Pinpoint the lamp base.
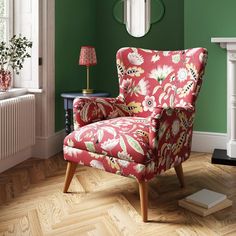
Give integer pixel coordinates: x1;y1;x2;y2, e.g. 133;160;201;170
82;88;94;94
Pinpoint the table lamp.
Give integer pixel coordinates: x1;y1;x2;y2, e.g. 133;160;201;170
78;46;97;94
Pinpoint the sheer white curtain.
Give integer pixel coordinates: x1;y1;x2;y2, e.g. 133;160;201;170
0;0;13;42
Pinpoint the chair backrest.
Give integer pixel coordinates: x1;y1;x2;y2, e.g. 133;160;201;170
116;47;208;117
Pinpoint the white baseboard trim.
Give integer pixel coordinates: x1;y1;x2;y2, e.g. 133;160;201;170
192;131;227;153
32;130;66;159
0;147;32;173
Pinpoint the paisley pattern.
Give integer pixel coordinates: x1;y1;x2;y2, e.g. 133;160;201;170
63;47;208;181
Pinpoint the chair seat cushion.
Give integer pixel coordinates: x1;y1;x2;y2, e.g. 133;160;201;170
64;117;154;165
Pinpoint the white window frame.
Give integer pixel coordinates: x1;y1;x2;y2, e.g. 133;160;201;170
13;0;40;90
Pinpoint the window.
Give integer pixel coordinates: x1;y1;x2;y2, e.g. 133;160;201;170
0;0;13;42
0;0;39;90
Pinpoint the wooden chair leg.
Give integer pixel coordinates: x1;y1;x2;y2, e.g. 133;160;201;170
63;161;77;193
174;163;185;188
138;180;148;222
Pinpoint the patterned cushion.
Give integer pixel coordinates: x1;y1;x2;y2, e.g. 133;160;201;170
64;117;153;165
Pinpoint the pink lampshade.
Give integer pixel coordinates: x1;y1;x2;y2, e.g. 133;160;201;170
78;46;97;66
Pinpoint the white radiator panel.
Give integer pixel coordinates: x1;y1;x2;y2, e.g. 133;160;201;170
0;94;35;160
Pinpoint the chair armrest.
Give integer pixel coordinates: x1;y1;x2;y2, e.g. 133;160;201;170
73;97;131;130
149;107;195;151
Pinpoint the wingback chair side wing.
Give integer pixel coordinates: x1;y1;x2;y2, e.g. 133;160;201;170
63;47;208;222
116;47;207;116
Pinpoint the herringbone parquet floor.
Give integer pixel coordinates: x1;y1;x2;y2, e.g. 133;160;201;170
0;152;236;236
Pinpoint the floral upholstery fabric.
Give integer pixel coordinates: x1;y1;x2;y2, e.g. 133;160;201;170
65;117;152;165
63;47;208;181
117;47;207;116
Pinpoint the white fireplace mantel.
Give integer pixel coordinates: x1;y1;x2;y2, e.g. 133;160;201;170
211;37;236;158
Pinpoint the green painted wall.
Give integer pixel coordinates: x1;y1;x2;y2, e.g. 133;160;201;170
55;0;96;131
55;0;184;131
184;0;236;133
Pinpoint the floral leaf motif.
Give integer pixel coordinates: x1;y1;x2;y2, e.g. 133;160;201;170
116;104;131;116
125;135;144;155
106;156;120;170
80;102;91;122
97;103;107;117
172;120;180;136
152;85;161;95
134;164;145;173
136;79;149;95
151;54;160;63
117;59;125;76
172;131;186;155
158;122;168;139
119;136;127;152
127;51;144;65
85;141;96;152
96;98;113;108
126;66;144;77
127;102;143;114
67;139;74;147
97;129;104;142
101;138;119;151
159;92;166;104
169;94;175;108
178;81;194;98
102;127;117;137
178;111;189;130
75;128;90;141
90;160;104;170
186;63;198;81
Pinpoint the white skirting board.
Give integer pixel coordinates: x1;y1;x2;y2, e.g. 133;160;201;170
191;131;227;153
32;130;66;159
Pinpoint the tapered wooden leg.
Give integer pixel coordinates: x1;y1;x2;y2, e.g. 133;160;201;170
63;161;77;193
174;163;185;188
138;180;148;222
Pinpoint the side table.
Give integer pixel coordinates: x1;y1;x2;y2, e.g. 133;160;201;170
61;92;109;134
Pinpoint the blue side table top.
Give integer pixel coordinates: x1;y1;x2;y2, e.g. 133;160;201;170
61;92;110;99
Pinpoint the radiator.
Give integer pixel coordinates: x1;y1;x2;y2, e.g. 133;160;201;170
0;94;35;160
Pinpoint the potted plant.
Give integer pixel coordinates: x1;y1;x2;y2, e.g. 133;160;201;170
0;35;32;91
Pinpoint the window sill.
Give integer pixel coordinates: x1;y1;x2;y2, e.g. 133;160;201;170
0;88;43;100
0;88;28;100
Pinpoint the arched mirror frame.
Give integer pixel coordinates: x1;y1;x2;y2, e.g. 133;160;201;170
113;0;165;38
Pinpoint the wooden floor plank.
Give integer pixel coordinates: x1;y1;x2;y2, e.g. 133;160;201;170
0;152;235;235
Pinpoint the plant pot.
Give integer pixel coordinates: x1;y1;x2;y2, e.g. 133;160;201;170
0;70;11;91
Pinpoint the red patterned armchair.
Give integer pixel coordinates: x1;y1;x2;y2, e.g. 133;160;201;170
63;47;208;222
